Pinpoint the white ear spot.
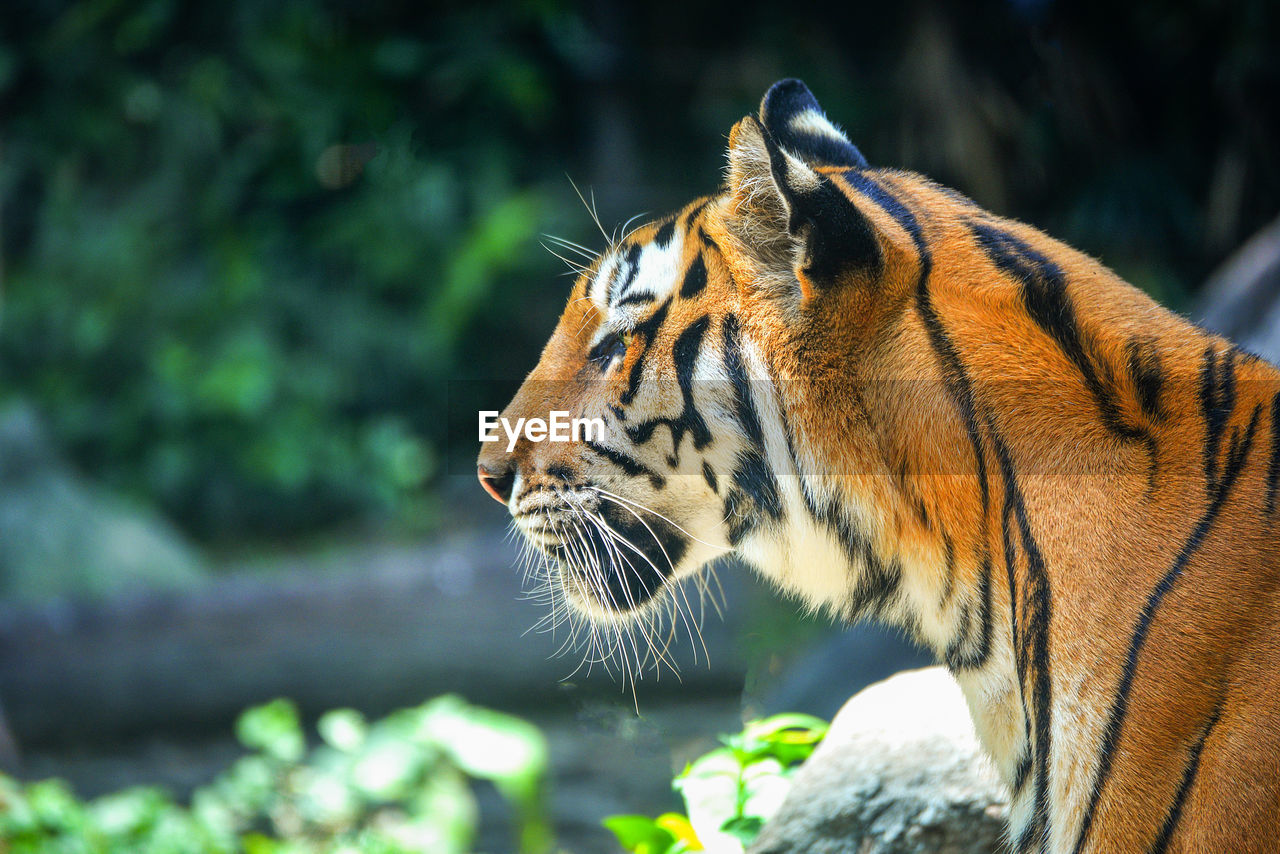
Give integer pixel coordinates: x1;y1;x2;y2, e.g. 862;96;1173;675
788;108;847;143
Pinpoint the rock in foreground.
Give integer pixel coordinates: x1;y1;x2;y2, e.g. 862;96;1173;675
750;666;1009;854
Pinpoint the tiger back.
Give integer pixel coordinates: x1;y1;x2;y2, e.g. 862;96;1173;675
476;79;1280;853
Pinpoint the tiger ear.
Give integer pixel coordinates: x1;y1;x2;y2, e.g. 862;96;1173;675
759;78;868;170
726;114;880;297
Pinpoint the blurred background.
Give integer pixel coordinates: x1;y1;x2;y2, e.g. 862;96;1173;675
1;0;1277;851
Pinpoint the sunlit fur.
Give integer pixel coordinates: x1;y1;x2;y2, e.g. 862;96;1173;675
479;80;1280;852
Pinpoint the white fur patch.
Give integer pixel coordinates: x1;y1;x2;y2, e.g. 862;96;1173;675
591;229;686;320
734;339;854;614
788;108;847;144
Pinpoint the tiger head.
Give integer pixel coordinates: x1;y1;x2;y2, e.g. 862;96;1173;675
477;79;955;636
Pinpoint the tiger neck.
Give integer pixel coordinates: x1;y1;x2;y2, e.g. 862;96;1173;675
738;339;1027;787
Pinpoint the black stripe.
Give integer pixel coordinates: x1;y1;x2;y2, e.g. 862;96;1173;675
803;489;901;620
680;253;707;298
844;173;1002;672
992;426;1054;854
723;314;766;448
844;171;992;517
767;368;899;624
617;291;655;306
1012;751;1033;794
668;314;711;451
1199;345;1237;494
545;463;574;482
702;461;719;493
1266;391;1280;515
619;298;672;406
625;315;713;460
1015;816;1044;854
944;552;993;670
772;389;903;621
1001;480;1021;671
1127;338;1166;422
682;199;710;231
1073;403;1262;854
1148;702;1224;854
653;218;676;249
610;243;643;304
972;222;1155;456
846;540;903;620
732;450;783;522
583;439;666;490
938;530;957;607
720;313;784;542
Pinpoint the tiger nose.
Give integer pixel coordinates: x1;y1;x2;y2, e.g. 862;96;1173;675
477;462;515;505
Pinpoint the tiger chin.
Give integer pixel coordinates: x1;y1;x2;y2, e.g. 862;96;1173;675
477;79;1280;852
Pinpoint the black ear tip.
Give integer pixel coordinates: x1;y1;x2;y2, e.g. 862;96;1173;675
761;78;820;125
766;78;814;99
756;78;869;170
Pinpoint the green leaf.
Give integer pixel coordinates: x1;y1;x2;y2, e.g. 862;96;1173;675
728;713;829;765
317;708;367;752
720;815;765;844
737;758;791;825
26;779;86;832
350;738;429;800
602;814;677;854
241;832;283;854
673;748;745;853
406;763;477;853
427;191;543;355
235;698;305;763
744;713;829;742
417;696;547;796
89;785;173;838
654;812;703;850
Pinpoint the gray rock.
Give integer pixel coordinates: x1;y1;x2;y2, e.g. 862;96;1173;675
750;667;1009;854
0;402;206;601
1196;215;1280;364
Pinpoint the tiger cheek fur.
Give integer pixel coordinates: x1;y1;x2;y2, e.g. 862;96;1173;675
479;79;1280;852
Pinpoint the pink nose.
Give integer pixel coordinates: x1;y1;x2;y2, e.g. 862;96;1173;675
477;464;513;505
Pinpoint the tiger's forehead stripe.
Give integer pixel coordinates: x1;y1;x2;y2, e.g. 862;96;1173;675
586;197;718;313
591;225;688;313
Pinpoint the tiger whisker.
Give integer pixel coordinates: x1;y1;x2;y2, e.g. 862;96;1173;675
564;494;658;687
617;211;648;244
584;492;708;670
540;242;590;277
570;497;683;677
567;175;610;244
543;233;601;262
586;486;732;553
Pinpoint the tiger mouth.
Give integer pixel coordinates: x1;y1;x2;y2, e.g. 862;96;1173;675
527;501;691;615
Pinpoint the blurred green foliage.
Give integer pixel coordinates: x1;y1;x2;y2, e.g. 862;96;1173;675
605;712;829;854
1;0;1275;543
0;695;550;854
0;2;571;539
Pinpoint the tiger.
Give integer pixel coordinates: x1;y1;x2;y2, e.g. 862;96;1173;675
475;79;1280;853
